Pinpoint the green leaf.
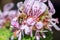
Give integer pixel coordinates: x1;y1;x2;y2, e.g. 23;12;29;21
40;30;53;40
0;28;12;40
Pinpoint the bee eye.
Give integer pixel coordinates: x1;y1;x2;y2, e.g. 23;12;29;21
19;10;22;13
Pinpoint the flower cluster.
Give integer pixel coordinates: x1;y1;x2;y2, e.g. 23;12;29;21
0;0;60;40
10;0;60;40
0;3;18;28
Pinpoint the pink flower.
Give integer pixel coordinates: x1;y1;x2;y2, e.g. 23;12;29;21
21;25;31;35
48;0;55;15
24;0;35;16
26;17;36;26
3;3;14;11
17;2;23;9
24;0;47;18
8;10;17;20
35;32;40;40
11;17;19;28
35;21;43;29
32;1;47;17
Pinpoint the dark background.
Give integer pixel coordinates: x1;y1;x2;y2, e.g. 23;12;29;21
0;0;60;40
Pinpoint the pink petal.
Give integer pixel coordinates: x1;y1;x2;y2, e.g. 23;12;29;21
17;2;23;9
40;0;47;2
3;3;14;11
41;33;46;38
35;32;40;40
24;0;35;16
48;0;55;15
32;1;47;17
11;17;19;28
21;25;31;35
35;21;43;29
26;18;36;26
